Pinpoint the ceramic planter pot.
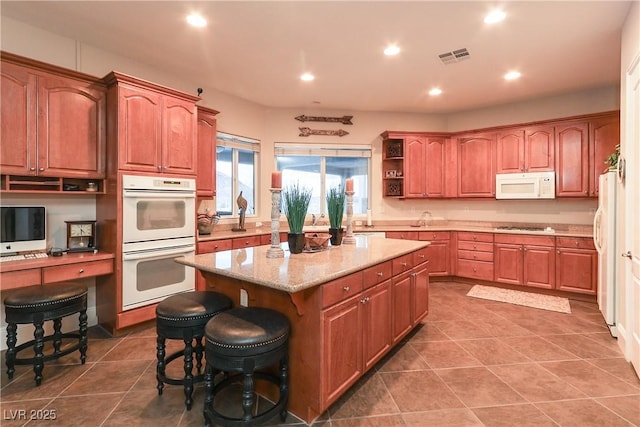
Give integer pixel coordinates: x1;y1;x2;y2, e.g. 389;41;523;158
287;233;306;254
329;227;344;246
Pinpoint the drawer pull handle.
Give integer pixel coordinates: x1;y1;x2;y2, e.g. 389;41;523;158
473;236;477;241
473;267;477;272
79;269;84;273
343;286;350;291
418;254;425;259
377;272;384;277
622;251;632;259
401;262;407;267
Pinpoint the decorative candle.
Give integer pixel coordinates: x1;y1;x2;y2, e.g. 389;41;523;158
345;178;354;192
271;171;282;189
367;209;372;226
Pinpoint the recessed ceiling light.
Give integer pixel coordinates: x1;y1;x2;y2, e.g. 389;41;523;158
384;45;400;56
484;10;506;24
504;71;521;81
186;13;207;27
300;73;315;82
429;88;443;96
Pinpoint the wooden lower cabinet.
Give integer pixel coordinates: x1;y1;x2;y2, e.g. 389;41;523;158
555;237;597;295
391;272;412;343
456;232;494;280
419;231;450;276
494;234;555;289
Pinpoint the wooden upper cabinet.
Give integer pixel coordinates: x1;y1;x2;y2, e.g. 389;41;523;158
457;133;495;197
1;55;106;179
403;135;427;198
196;106;219;196
496;126;553;174
589;114;620;197
425;137;447;197
555;121;589;197
105;71;199;176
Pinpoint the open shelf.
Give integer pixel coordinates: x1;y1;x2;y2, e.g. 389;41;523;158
1;175;105;194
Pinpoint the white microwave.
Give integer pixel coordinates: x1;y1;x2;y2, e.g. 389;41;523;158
495;172;556;199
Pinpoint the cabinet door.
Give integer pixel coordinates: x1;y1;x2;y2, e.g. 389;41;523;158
363;281;392;370
556;248;597;295
412;265;429;324
589;115;620;197
523;245;555;289
425;137;446;197
37;74;106;178
525;125;554;172
0;62;37;175
457;134;495;197
423;240;450;276
196;109;217;196
403;135;427;198
163;96;197;175
117;85;163;172
494;243;523;285
322;297;363;406
391;273;412;343
555;121;589;197
496;129;524;173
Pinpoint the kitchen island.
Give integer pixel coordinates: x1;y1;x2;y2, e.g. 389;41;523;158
177;235;430;424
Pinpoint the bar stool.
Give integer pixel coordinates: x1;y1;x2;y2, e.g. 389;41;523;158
3;282;88;386
203;306;290;427
155;291;232;410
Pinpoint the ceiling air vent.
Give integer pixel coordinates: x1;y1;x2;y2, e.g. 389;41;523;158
438;48;470;65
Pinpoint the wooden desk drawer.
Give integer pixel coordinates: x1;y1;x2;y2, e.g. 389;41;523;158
232;236;262;249
363;261;392;289
1;269;41;290
198;239;232;253
458;241;494;252
322;272;363;308
457;232;494;243
457;259;494;281
556;237;595;250
392;254;413;276
458;250;493;262
43;259;113;283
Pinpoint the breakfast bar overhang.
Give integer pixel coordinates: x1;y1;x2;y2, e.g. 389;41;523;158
177;236;431;424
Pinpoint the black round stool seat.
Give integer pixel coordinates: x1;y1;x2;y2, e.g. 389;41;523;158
155;291;232;410
4;282;88;386
203;307;290;427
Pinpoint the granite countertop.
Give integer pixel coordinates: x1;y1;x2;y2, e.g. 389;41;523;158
178;235;429;293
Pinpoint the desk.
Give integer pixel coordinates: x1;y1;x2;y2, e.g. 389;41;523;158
0;252;115;291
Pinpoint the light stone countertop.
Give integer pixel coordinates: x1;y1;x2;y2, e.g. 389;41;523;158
178;235;429;293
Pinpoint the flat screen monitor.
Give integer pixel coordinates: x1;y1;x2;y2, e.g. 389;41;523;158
1;206;46;255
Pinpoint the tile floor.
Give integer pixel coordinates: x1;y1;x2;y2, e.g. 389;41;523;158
1;281;638;427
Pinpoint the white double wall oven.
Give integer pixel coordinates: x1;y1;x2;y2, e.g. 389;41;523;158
121;175;196;311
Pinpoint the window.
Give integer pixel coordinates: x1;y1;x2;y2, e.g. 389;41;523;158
275;144;371;215
216;133;260;217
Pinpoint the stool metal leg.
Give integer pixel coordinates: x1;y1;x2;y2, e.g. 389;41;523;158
33;320;45;386
79;310;88;364
242;358;256;422
194;336;204;373
5;323;17;380
52;318;63;354
183;336;194;410
156;335;166;395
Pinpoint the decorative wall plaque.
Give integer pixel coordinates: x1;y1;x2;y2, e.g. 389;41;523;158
295;115;353;125
298;127;349;137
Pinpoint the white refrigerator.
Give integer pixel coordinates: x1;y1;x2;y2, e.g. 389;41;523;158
593;171;617;337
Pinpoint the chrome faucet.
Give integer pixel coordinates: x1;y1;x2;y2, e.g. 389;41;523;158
311;213;325;226
417;211;432;227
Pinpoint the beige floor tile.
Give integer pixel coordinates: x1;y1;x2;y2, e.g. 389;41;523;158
536;398;633;427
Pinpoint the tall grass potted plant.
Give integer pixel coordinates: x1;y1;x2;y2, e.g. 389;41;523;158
283;182;312;254
326;184;346;245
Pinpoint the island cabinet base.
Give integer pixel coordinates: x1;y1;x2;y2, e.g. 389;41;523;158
200;253;429;425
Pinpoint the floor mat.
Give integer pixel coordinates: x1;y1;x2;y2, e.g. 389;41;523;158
467;284;571;314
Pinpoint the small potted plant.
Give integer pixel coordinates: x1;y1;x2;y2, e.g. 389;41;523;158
604;144;620;172
326;184;345;245
282;182;312;254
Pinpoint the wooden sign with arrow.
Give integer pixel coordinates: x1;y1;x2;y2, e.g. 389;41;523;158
298;127;349;137
295;115;353;125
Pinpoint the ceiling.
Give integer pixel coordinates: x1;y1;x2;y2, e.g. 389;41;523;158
1;1;632;114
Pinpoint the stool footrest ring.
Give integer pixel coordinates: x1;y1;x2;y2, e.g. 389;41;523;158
10;333;83;365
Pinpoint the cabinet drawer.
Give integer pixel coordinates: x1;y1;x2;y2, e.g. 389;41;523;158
1;269;41;290
456;259;494;281
232;236;262;249
556;237;595;250
198;239;232;253
418;231;450;241
322;272;363;308
458;249;493;262
457;232;494;243
392;254;414;276
494;234;555;246
458;241;494;252
363;261;392;289
413;247;429;265
386;231;419;240
43;259;113;283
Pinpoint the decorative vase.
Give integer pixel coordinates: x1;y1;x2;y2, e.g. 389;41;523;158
329;227;344;246
287;233;306;254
